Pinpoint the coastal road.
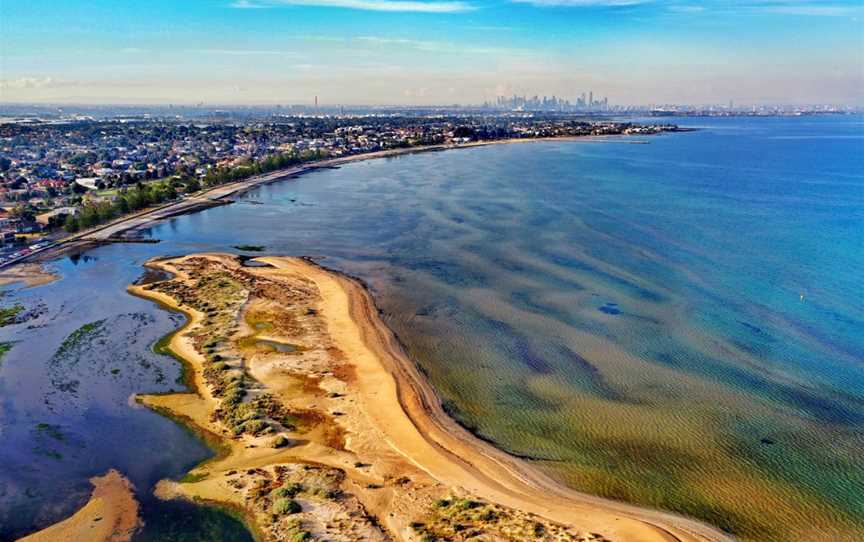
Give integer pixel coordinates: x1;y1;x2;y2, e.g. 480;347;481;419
77;165;310;241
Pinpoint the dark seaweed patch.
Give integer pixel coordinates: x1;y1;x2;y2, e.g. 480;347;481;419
486;319;553;374
403;258;485;288
598;304;621;315
553;345;635;403
647;347;864;426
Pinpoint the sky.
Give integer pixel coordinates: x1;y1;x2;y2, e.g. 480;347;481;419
1;0;863;106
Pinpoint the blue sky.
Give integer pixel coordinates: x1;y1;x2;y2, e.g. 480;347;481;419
1;0;862;105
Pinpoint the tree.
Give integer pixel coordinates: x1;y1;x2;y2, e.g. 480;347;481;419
164;183;177;200
64;214;79;233
0;157;11;171
10;204;34;221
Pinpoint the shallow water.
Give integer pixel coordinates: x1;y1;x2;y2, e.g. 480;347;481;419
0;116;862;541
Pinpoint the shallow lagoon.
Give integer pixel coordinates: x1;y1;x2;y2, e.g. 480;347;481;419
1;116;862;540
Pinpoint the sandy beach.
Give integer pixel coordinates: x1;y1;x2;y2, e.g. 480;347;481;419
118;253;733;542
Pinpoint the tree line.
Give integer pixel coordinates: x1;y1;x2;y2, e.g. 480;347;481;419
63;181;178;232
201;148;326;187
62;148;327;233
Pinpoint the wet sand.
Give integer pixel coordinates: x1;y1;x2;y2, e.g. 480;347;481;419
128;253;732;542
0;263;58;288
17;470;141;542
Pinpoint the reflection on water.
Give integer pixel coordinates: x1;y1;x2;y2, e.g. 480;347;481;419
1;116;862;541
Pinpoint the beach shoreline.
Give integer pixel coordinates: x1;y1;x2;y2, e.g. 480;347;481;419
11;133;652;271
124;253;732;542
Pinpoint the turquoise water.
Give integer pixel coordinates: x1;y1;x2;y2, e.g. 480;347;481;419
0;116;861;540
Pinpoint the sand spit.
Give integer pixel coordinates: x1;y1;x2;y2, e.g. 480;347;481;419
130;253;733;542
0;263;58;288
17;469;141;542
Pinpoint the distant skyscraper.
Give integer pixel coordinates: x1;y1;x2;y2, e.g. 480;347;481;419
589;91;593;107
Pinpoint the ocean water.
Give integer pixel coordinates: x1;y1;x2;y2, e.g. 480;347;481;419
0;115;861;541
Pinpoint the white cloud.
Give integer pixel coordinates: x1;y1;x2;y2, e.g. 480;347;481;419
231;0;473;12
511;0;647;6
230;0;271;7
191;49;299;56
0;77;56;90
756;4;859;16
354;35;522;55
511;0;861;17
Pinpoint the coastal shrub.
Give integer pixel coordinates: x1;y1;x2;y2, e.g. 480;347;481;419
272;483;303;498
272;498;301;515
479;509;498;522
221;403;261;429
223;388;245;406
180;471;209;483
0;341;16;367
0;304;24;327
242;419;269;435
284;517;312;542
453;497;482;511
212;362;228;372
272;435;290;448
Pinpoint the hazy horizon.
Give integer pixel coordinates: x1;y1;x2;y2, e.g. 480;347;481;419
2;0;863;106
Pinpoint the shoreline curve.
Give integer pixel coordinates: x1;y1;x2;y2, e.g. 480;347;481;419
129;253;734;542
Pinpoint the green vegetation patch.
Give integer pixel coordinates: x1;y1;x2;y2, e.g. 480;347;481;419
271;483;304;499
0;304;24;327
53;319;107;361
414;496;582;541
272;498;301;515
0;341;15;367
35;422;66;442
181;471;211;484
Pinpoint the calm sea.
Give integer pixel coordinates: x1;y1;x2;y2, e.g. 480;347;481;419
1;115;861;541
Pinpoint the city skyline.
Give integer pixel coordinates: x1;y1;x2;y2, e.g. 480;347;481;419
1;0;863;106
